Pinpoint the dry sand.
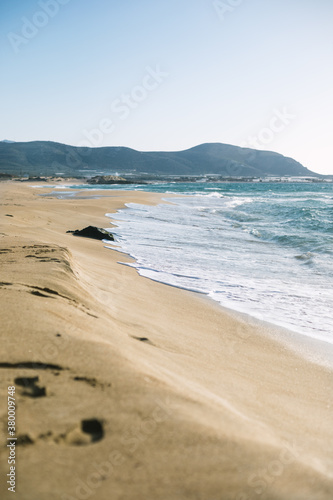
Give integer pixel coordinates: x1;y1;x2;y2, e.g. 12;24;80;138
0;182;332;500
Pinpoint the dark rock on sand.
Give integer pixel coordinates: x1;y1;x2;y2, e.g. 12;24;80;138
67;226;114;241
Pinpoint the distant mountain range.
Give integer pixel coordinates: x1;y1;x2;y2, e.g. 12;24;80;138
0;140;321;178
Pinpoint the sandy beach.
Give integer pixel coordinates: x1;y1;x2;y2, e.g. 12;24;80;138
0;181;332;500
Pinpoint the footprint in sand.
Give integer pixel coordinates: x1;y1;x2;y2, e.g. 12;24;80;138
14;375;46;398
1;361;104;446
56;418;104;446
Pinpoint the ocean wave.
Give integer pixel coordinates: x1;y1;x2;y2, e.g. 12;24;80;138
196;191;224;198
294;252;315;261
249;228;262;238
103;182;333;345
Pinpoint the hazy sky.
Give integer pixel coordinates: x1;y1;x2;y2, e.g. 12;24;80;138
1;0;332;174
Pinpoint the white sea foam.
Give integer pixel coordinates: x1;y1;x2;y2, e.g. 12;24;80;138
104;183;333;350
203;191;223;198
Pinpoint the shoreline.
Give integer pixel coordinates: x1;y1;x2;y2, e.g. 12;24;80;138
1;181;333;499
103;189;333;370
112;247;333;370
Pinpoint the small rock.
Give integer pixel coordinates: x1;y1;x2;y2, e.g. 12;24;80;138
67;226;114;241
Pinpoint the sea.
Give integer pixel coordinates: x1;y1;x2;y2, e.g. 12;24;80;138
55;181;333;348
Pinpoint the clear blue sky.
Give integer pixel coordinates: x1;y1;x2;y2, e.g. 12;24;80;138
1;0;332;174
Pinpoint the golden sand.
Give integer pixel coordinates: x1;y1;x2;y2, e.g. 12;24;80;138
0;182;332;500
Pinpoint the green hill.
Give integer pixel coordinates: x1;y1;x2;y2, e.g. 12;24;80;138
0;140;319;178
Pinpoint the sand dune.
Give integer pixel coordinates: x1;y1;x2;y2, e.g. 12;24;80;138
0;182;332;500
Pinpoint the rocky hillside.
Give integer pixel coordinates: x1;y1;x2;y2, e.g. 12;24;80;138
0;140;319;178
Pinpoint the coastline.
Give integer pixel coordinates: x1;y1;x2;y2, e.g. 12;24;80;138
1;181;332;500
